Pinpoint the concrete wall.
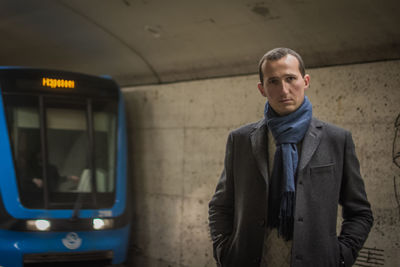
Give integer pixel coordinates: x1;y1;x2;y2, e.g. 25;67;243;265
122;60;400;267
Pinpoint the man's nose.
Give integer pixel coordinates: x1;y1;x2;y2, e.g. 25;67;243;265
279;80;290;95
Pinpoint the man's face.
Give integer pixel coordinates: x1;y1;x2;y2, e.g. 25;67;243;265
257;54;310;116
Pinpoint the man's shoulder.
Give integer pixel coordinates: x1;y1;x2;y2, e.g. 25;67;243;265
230;119;266;137
313;117;350;137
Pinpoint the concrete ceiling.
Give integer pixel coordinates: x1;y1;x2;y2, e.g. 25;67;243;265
1;0;399;86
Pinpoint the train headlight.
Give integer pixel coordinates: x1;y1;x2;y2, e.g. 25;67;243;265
26;219;51;231
92;218;113;230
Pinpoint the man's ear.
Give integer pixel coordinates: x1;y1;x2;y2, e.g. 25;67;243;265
258;82;267;97
303;74;310;90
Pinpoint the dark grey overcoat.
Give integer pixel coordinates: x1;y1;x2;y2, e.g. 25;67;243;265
208;117;373;267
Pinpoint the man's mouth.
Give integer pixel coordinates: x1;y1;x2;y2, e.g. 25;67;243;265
280;99;292;103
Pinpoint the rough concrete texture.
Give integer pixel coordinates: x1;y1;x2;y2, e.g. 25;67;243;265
122;60;400;267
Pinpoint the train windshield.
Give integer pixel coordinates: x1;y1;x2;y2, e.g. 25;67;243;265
4;95;117;209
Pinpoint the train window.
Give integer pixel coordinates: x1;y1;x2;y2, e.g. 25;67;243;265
67;101;117;194
4;95;44;208
93;101;117;193
4;94;117;209
45;103;89;195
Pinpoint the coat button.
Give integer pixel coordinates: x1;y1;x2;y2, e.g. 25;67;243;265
298;217;303;222
258;219;266;227
253;257;261;263
299;180;303;185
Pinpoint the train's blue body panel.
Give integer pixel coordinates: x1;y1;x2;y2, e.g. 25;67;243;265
0;85;21;213
0;225;130;267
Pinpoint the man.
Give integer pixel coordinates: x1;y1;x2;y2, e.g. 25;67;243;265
208;48;373;267
28;152;79;191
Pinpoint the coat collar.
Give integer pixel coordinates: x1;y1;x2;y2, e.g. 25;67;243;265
250;117;323;184
250;118;269;184
298;118;323;170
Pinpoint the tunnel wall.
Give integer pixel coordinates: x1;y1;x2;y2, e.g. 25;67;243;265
122;60;400;267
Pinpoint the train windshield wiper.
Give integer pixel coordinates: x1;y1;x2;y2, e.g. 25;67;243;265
71;170;98;220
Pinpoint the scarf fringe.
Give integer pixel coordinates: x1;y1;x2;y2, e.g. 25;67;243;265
278;191;295;241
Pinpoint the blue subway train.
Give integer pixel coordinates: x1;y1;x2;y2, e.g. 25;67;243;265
0;67;130;266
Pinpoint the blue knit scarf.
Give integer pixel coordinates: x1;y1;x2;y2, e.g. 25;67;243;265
265;96;312;240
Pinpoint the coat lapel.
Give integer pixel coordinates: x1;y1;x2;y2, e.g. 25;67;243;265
250;118;269;184
298;118;323;170
250;117;323;182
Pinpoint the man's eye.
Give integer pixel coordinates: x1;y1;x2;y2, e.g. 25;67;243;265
268;79;279;85
286;76;296;82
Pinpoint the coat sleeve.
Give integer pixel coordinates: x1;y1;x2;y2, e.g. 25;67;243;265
208;133;235;266
338;131;374;266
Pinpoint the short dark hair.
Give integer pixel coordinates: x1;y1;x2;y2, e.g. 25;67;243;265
258;47;306;84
